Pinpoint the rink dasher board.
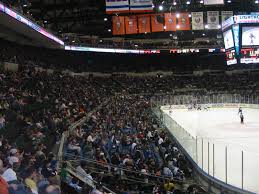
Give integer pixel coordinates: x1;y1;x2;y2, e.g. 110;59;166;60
161;103;259;110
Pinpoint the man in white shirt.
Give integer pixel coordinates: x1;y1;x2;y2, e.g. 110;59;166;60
1;160;17;183
158;136;164;145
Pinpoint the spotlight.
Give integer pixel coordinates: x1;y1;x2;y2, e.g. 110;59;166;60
217;24;221;29
176;13;180;18
255;0;259;3
158;5;163;11
104;18;108;21
176;25;180;29
108;29;111;32
202;33;205;36
164;26;167;30
227;0;231;3
188;14;192;18
200;0;204;3
173;1;177;5
186;1;191;5
205;24;209;29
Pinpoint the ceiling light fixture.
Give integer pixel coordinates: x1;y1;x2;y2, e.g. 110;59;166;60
158;5;163;11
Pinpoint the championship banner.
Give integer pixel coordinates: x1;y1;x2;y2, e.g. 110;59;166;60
130;0;153;12
112;16;125;35
177;13;190;31
207;11;219;29
151;14;164;32
221;11;233;25
164;13;176;31
138;15;151;33
191;12;204;30
125;16;138;34
106;0;129;14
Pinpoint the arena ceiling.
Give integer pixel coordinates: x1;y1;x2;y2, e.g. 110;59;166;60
5;0;259;46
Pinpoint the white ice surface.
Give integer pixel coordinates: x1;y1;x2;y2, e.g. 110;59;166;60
162;108;259;194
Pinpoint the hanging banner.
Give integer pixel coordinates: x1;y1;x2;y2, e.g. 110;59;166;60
138;15;151;33
125;16;138;34
112;16;125;35
191;12;204;30
151;14;164;32
221;11;233;25
129;0;153;12
106;0;129;14
232;24;240;55
164;13;176;31
177;13;190;31
207;11;219;29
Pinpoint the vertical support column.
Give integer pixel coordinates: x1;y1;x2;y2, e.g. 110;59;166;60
202;138;204;170
213;143;215;177
242;150;244;190
208;142;210;175
225;146;228;184
196;136;198;164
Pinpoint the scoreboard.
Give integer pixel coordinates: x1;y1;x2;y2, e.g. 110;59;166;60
222;15;259;65
226;49;237;65
240;48;259;64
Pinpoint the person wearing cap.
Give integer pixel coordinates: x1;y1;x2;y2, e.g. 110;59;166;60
8;148;20;166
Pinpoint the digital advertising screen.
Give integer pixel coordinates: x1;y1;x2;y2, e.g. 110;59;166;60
242;26;259;47
240;48;259;64
223;29;235;50
204;0;224;5
226;49;237;65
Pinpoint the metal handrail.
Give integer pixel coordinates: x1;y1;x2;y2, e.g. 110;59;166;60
57;100;116;193
65;153;190;185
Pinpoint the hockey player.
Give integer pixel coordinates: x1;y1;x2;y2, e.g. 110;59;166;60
240;113;244;124
238;107;243;115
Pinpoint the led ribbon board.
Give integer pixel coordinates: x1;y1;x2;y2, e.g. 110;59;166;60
0;2;64;45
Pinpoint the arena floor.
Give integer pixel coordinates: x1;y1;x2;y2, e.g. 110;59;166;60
162;107;259;194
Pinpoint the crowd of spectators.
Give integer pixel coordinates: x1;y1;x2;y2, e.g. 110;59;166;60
1;40;259;194
65;94;193;194
0;66;115;194
0;63;217;194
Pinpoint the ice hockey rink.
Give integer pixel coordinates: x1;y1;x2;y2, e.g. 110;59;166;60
161;107;259;194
